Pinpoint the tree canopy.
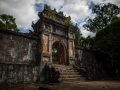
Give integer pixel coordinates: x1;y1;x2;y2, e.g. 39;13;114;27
74;26;95;49
74;3;120;77
0;14;19;32
74;27;82;46
83;3;120;32
94;17;120;53
80;35;94;49
52;42;59;59
94;17;120;69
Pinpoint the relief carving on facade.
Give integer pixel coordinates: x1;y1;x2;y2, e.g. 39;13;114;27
45;24;50;31
69;33;73;39
42;57;50;62
70;60;75;65
56;29;65;36
43;35;49;52
52;26;66;36
69;41;74;56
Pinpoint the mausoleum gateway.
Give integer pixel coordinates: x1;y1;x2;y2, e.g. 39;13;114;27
32;4;76;65
0;4;97;84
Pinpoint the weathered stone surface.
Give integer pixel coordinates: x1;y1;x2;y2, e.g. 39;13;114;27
0;32;37;64
69;41;74;57
0;64;40;84
43;35;49;52
0;4;99;85
52;35;67;48
0;29;40;84
75;47;97;67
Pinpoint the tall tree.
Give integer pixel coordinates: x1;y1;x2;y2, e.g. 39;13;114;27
83;3;120;32
74;27;82;46
94;17;120;74
0;14;19;32
79;35;94;49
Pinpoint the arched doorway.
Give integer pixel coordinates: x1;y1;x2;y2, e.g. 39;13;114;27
52;41;66;65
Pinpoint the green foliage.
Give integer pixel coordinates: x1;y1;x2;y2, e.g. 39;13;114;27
52;42;59;59
65;16;72;25
80;35;94;49
47;9;57;20
94;17;120;67
74;27;94;49
44;5;73;26
74;27;82;46
83;3;120;32
0;14;19;32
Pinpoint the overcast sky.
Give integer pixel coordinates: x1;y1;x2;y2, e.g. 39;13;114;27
0;0;120;37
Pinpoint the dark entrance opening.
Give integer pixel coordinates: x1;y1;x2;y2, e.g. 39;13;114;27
52;41;66;65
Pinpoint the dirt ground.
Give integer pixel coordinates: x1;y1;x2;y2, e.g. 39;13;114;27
1;80;120;90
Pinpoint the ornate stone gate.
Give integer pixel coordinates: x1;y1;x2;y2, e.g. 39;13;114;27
32;4;76;65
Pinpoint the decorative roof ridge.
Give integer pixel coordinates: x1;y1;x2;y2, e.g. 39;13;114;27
32;4;77;30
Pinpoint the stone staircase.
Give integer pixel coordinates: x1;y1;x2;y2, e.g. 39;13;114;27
52;64;84;82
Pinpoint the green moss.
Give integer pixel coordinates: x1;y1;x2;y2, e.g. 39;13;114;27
44;6;74;26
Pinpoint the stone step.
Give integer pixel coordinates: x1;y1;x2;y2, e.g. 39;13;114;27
52;64;71;67
54;68;74;70
60;75;82;78
58;69;78;72
60;72;80;75
53;65;73;69
52;64;84;82
55;68;75;70
60;77;84;82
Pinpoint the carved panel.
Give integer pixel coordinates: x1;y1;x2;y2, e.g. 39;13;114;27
43;35;49;52
70;60;75;65
45;24;50;31
56;29;65;36
69;41;74;56
42;57;50;62
69;33;73;39
52;27;66;36
52;35;67;48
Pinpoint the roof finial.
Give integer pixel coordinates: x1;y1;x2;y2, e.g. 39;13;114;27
44;4;51;10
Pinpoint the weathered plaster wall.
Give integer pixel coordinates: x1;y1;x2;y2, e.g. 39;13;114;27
0;29;40;84
0;64;40;84
75;47;97;68
75;47;110;80
0;32;37;64
52;34;67;48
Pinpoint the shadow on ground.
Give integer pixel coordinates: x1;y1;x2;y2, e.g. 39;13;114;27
38;87;52;90
1;80;120;90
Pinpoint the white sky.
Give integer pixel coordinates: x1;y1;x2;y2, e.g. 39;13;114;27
0;0;120;37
